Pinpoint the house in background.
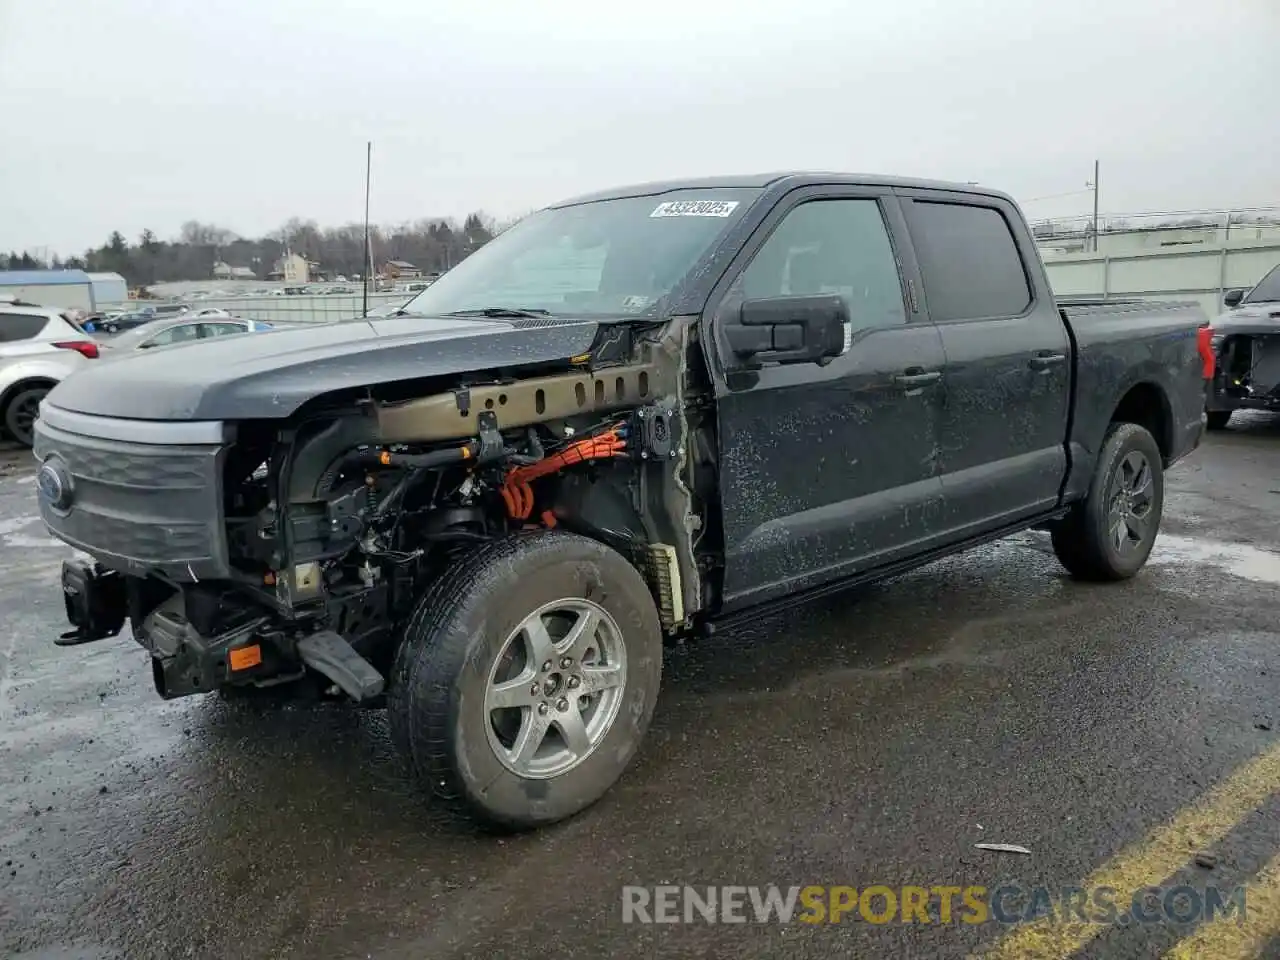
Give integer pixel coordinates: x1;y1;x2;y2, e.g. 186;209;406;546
382;259;421;279
266;253;311;283
213;261;258;281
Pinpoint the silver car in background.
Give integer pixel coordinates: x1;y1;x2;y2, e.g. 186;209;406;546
97;315;278;355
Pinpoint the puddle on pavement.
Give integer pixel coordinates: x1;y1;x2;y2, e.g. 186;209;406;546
0;515;64;550
1150;534;1280;585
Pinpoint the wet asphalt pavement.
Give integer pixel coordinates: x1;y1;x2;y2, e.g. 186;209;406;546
2;419;1280;960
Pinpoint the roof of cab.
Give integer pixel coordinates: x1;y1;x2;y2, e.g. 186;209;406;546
549;172;1015;208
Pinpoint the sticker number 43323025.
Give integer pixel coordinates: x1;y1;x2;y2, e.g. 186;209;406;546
650;200;740;218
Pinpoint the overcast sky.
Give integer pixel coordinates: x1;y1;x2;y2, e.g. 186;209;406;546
0;0;1275;256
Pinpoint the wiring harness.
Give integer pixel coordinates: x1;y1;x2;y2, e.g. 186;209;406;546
500;425;628;521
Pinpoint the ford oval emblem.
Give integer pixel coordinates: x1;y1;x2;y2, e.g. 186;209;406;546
37;461;73;511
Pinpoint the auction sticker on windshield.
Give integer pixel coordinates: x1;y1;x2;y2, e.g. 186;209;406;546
650;200;740;218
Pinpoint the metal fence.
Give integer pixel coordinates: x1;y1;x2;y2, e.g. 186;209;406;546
114;290;413;326
1028;207;1280;247
1041;237;1280;317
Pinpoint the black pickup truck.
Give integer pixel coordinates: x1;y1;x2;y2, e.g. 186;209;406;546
32;173;1209;829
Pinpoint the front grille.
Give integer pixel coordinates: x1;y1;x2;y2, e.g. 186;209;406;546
33;417;230;581
61;443;212;489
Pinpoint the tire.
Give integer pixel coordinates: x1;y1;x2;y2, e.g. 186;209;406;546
388;531;663;830
1205;410;1231;431
3;386;49;448
1051;422;1164;581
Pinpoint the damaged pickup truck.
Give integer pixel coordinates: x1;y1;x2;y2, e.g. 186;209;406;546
33;173;1209;829
1205;262;1280;429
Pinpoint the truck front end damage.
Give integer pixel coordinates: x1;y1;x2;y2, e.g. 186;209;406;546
35;319;705;705
1208;312;1280;417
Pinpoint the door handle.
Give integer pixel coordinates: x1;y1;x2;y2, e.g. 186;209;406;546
893;368;942;387
1029;352;1067;370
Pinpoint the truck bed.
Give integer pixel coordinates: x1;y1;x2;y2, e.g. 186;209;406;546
1058;298;1208;501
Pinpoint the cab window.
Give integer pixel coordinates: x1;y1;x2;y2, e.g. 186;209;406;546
738;199;907;332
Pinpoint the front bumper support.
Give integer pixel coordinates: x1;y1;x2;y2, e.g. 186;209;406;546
56;559;127;647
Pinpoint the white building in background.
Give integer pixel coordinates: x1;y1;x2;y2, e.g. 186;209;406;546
269;253;310;283
87;272;128;306
0;269;94;310
0;269;128;311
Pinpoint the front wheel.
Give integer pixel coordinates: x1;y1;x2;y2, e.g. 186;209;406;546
1051;422;1164;581
3;386;49;447
388;532;663;830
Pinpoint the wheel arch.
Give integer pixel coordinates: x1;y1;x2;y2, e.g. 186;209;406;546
1;376;59;410
1109;380;1174;465
1;377;60;439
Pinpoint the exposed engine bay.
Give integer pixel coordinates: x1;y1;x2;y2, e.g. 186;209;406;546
1214;332;1280;406
93;318;715;702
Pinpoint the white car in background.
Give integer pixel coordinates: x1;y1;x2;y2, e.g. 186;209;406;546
0;299;101;446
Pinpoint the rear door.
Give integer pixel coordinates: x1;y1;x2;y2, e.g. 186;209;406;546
704;186;948;609
896;190;1071;536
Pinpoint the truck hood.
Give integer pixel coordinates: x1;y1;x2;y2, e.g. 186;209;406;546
45;315;600;421
1210;303;1280;335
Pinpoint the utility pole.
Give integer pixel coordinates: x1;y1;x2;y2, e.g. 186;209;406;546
362;141;372;318
1087;159;1100;253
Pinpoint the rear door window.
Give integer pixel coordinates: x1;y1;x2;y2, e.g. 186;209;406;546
0;312;50;342
199;322;248;338
142;323;201;348
906;201;1032;322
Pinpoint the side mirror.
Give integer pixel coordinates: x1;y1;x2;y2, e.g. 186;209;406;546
724;295;851;366
1223;288;1247;308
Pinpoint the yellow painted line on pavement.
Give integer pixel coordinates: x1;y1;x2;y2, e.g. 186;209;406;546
978;742;1280;959
1162;850;1280;959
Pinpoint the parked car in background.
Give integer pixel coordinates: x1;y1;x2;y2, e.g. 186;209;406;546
1205;262;1280;429
97;316;276;356
0;299;101;445
89;310;152;334
364;299;410;317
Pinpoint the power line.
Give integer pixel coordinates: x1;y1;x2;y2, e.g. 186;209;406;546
1021;188;1095;204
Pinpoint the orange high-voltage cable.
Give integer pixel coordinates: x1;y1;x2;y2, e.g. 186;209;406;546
500;428;627;521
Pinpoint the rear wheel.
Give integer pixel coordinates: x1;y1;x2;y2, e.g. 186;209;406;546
388;531;663;830
1205;409;1232;431
3;386;49;447
1051;422;1164;581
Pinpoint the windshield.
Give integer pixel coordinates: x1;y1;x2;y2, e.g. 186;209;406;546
106;320;181;349
1244;264;1280;304
399;188;759;318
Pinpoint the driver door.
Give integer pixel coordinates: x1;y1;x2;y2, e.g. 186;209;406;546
704;188;948;610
